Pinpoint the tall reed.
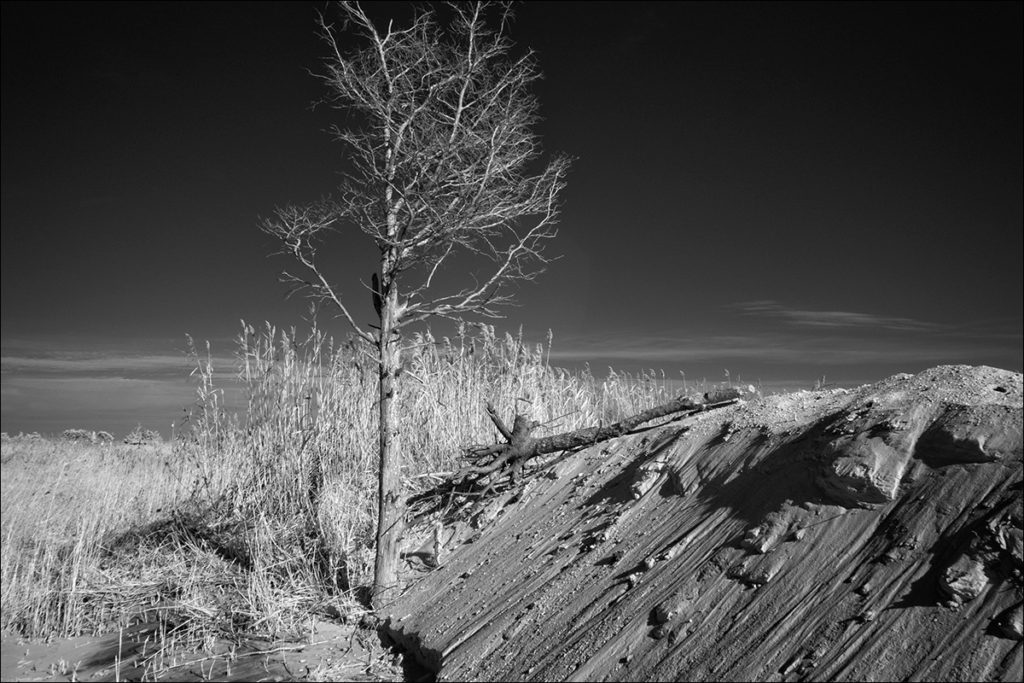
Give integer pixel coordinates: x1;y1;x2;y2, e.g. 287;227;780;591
1;321;685;648
176;321;684;621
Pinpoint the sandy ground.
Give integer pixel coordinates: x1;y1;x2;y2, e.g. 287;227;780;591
0;619;405;682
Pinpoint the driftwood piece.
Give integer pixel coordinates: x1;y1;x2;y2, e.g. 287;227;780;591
485;401;514;441
406;388;747;518
455;388;745;488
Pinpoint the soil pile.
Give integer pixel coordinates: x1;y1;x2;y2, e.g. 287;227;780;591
385;365;1023;681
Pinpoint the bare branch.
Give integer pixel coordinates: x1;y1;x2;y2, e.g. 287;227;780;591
301;2;571;320
260;202;375;344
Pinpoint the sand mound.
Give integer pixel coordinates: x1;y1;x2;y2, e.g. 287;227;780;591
385;364;1023;681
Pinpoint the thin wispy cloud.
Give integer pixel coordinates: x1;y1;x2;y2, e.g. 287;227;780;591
732;300;943;331
1;350;236;380
1;376;190;409
0;338;242;436
541;300;1019;372
546;330;1013;367
2;354;193;375
0;375;237;437
547;334;780;363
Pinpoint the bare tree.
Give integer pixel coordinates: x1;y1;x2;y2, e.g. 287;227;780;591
261;1;569;610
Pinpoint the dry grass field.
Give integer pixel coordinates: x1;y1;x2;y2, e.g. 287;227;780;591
1;323;692;679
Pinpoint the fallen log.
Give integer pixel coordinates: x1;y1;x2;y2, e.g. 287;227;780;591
442;387;747;496
406;389;749;518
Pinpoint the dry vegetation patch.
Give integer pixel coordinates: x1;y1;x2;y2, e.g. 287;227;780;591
2;323;702;679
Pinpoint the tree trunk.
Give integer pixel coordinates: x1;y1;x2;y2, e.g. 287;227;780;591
371;287;405;612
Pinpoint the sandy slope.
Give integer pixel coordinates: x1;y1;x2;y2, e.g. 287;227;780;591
385;365;1023;681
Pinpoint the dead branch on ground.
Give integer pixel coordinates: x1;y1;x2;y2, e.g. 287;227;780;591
408;388;746;516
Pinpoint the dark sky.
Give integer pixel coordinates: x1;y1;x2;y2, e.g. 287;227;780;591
2;1;1021;437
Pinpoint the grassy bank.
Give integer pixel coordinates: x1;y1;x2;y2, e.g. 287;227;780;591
1;323;691;671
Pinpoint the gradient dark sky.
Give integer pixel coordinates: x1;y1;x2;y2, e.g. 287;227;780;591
2;1;1021;436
